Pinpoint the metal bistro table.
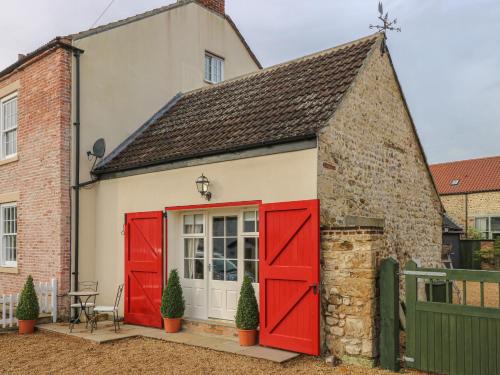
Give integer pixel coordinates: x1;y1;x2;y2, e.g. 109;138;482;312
68;290;99;332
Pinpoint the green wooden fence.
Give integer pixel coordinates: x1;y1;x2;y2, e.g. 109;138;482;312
405;261;500;375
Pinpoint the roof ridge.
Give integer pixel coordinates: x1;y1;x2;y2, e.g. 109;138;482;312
71;1;197;40
431;155;500;167
182;32;382;98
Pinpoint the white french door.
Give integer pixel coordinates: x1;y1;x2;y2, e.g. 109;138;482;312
179;208;259;321
208;214;240;320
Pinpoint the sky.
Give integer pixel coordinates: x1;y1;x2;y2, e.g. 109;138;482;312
0;0;499;164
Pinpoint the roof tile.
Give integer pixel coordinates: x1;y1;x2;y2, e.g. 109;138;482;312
430;156;500;194
96;35;379;174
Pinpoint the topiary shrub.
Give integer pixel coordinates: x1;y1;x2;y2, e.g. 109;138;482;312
16;275;39;321
235;276;259;330
161;269;185;319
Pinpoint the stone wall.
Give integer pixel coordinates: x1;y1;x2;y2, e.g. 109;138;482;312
317;38;442;363
441;191;500;234
322;227;383;367
0;47;72;318
317;38;442;267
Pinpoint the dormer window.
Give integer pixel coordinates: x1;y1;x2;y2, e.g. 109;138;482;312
205;52;224;84
451;179;460;186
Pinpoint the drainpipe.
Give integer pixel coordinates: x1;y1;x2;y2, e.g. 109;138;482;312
72;50;82;294
465;193;469;237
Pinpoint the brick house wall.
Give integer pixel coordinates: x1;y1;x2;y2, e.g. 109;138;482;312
0;47;72;317
317;38;442;363
441;191;500;233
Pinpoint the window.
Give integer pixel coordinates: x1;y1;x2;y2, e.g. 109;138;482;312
450;179;460;186
212;216;238;281
474;216;500;239
183;214;205;279
0;203;17;267
243;211;259;283
1;94;18;159
204;53;224;84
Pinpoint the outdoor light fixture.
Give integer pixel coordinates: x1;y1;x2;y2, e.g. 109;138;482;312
196;174;212;201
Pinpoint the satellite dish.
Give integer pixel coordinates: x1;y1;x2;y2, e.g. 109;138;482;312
91;138;106;158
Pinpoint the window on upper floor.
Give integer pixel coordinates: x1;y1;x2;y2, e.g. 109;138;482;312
0;203;17;268
0;93;18;160
205;53;224;84
475;216;500;240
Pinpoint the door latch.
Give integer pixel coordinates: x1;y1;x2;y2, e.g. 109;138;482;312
208;263;212;272
311;283;319;295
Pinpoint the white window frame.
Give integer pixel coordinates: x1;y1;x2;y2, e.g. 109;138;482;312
0;92;18;160
0;202;17;268
242;210;259;284
182;213;206;280
474;216;500;239
204;52;224;84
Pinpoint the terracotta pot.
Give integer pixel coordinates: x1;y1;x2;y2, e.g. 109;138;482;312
18;320;36;334
238;329;257;346
164;317;182;333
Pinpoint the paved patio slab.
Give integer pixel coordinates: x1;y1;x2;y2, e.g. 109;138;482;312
38;323;300;363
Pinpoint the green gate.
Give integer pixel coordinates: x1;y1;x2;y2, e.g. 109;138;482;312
405;261;500;375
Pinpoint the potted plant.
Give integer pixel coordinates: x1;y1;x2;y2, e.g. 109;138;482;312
161;269;185;333
16;275;40;334
235;276;259;346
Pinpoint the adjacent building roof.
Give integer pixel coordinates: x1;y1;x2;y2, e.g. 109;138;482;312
0;37;81;79
94;34;380;175
0;0;261;81
443;214;463;233
430;156;500;195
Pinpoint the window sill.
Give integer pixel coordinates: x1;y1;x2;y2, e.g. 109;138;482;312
0;266;18;274
0;155;18;167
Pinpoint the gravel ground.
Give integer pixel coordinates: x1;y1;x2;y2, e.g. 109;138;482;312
0;331;421;375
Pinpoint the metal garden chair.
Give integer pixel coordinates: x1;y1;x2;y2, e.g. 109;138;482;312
90;284;124;333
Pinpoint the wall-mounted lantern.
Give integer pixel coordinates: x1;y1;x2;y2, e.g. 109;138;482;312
196;174;212;201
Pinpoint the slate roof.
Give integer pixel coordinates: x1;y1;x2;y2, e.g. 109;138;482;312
443;214;463;233
430;156;500;195
95;34;380;175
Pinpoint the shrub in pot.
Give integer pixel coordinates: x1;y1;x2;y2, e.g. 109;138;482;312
161;269;185;333
16;275;40;334
235;276;259;346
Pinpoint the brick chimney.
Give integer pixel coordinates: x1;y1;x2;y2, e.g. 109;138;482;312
196;0;225;15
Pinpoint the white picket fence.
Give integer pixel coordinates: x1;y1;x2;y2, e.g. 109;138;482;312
0;278;58;328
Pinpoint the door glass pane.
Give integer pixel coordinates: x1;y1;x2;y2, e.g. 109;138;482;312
226;260;237;281
194;259;204;279
194;214;204;234
184;215;194;234
226;216;237;236
184;259;194;279
244;238;257;260
213;238;224;259
244;261;257;283
213;217;224;236
226;238;237;259
243;211;256;233
212;260;224;280
184;239;195;258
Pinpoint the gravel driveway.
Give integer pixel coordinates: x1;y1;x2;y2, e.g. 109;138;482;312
0;330;421;375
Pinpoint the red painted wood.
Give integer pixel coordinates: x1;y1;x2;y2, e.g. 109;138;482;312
165;200;261;211
259;199;320;355
124;211;164;328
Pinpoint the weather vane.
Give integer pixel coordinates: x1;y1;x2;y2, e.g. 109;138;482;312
369;2;401;34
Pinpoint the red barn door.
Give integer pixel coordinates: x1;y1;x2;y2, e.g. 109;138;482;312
259;199;320;355
124;211;164;328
